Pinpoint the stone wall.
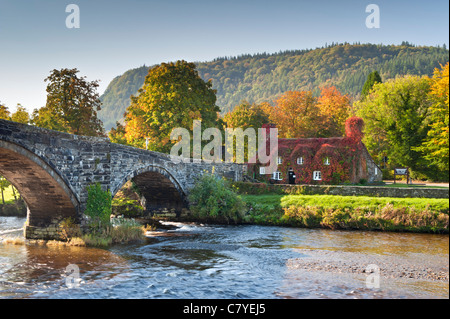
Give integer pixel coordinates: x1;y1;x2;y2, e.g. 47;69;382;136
234;182;449;199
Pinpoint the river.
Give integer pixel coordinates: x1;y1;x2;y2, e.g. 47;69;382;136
0;216;448;299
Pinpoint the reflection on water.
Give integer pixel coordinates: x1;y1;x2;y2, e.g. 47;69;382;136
0;218;448;299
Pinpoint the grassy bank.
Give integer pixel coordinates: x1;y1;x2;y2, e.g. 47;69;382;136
185;176;449;233
241;194;449;233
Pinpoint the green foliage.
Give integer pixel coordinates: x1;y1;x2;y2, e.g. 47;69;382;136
188;173;246;223
85;183;112;227
413;63;449;172
98;43;449;127
0;176;11;205
361;71;382;98
223;100;269;130
32;68;104;137
112;197;144;217
355;75;437;179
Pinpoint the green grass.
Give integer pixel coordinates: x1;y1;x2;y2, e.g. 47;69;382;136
1;185;17;204
241;194;449;233
376;183;448;189
242;194;449;213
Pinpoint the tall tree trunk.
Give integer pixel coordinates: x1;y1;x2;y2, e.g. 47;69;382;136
12;185;17;200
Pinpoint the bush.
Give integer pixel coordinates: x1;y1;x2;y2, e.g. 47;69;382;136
188;174;246;223
59;217;82;241
85;183;112;227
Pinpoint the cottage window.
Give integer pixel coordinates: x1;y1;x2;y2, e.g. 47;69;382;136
259;166;266;175
313;171;322;181
324;157;331;165
277;156;282;165
297;157;304;165
272;171;282;181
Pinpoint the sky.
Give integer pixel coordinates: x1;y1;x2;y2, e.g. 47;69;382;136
0;0;448;113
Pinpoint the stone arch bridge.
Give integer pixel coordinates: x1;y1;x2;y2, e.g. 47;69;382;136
0;119;245;239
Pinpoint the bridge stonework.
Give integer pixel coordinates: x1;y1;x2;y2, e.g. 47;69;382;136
0;119;245;239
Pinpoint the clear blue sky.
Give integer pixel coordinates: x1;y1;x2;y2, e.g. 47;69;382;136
0;0;448;113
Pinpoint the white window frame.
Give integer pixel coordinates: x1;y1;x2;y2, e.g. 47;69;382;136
272;171;282;181
277;156;282;165
313;171;322;181
324;157;331;165
259;166;266;175
297;157;304;165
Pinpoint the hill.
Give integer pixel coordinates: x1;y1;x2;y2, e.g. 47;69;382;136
98;43;449;130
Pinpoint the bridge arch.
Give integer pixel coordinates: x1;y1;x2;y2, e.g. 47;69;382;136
0;140;80;228
112;164;187;216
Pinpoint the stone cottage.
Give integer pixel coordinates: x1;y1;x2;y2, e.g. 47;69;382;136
247;117;382;184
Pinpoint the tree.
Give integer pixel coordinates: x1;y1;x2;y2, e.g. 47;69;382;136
361;71;382;98
0;103;10;120
265;91;322;138
11;104;30;124
0;176;11;205
316;86;351;136
414;63;449;172
223;100;269;130
108;121;127;145
32;68;104;136
355;75;432;178
124;60;221;153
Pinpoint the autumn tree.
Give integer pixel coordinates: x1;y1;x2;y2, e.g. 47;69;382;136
0;103;10;120
32;68;104;136
414;63;449;172
124;60;221;153
316;86;351;136
223;100;269;130
266;91;321;138
11;104;30;124
108;121;127;145
222;100;269;162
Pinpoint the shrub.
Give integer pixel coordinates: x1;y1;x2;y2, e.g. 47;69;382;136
188;174;246;223
59;217;82;241
85;183;112;227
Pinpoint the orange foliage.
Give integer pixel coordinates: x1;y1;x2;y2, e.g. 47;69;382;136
316;86;351;136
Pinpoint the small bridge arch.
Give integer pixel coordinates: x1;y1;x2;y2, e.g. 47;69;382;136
112;164;188;216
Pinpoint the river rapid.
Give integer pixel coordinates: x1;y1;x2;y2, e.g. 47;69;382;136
0;216;448;299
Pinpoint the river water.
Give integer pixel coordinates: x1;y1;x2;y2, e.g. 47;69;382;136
0;216;448;299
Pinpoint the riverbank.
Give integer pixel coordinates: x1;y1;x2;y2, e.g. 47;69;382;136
180;178;449;233
239;194;449;234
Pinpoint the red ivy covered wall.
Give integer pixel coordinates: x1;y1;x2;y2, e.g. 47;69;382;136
249;117;370;185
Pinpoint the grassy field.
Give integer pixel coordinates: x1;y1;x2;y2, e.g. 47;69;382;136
242;194;449;213
241;194;449;233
